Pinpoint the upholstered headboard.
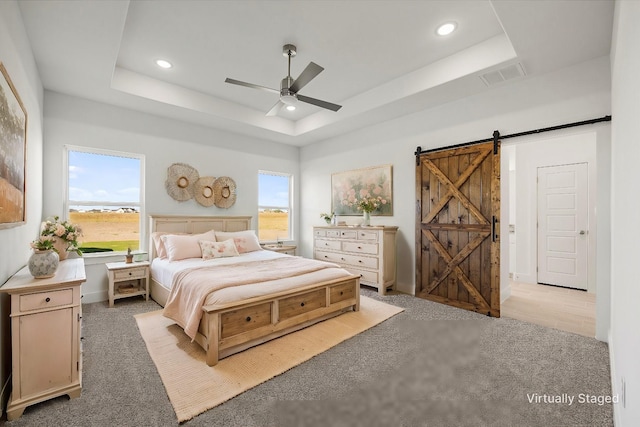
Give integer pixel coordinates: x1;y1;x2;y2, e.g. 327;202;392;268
148;215;252;260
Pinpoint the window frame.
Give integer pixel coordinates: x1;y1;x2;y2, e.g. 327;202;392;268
63;145;145;255
257;170;293;243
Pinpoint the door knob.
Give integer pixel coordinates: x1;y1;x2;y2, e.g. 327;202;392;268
579;230;586;235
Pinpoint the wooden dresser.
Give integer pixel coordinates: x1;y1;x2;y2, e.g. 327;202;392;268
0;258;86;420
313;226;398;295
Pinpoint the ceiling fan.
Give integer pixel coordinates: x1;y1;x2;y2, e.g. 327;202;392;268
225;44;342;116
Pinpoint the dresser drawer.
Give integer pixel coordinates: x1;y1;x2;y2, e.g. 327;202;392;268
19;288;74;312
315;250;343;264
221;302;272;339
342;241;378;255
346;267;379;285
279;289;326;320
357;230;379;241
315;239;341;251
340;253;378;269
326;230;341;238
114;267;147;281
314;229;327;237
330;281;357;304
337;230;357;239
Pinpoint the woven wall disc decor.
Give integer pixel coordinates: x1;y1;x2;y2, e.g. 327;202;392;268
194;176;216;207
213;176;237;209
165;163;199;201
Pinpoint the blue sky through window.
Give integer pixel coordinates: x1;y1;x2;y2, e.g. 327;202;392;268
68;150;140;203
258;173;289;209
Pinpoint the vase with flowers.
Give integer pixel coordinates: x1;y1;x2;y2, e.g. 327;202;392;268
28;235;59;278
39;216;83;260
353;196;386;226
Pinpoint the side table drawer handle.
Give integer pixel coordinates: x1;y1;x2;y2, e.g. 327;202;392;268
45;297;51;303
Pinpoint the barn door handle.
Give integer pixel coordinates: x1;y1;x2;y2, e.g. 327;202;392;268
492;216;498;242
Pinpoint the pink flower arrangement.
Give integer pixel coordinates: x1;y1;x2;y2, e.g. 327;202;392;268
39;215;83;255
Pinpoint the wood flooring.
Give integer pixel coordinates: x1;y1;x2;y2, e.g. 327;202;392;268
501;281;596;338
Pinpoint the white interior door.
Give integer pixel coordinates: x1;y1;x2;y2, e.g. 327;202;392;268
537;163;588;290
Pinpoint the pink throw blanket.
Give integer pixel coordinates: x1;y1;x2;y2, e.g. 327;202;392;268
163;257;341;340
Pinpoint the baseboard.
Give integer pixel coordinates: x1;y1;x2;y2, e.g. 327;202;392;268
609;330;621;427
500;282;512;303
1;374;10;416
81;289;108;304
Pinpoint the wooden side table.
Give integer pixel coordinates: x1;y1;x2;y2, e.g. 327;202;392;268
263;244;297;255
0;258;86;420
105;261;150;307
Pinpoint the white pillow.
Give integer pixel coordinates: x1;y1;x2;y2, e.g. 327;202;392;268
199;239;240;260
214;230;262;254
161;230;217;261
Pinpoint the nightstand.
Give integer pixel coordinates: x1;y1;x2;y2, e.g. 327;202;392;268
0;258;85;420
105;261;150;307
263;244;297;255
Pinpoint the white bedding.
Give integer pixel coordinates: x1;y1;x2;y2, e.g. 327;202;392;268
151;250;355;309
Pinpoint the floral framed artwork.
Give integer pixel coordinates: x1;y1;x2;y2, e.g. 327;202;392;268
0;62;27;229
331;164;393;216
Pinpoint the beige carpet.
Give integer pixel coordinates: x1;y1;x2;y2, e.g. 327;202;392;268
135;296;404;422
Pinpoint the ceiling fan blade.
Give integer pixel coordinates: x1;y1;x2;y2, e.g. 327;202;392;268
289;62;324;93
266;100;285;116
297;94;342;112
225;78;279;94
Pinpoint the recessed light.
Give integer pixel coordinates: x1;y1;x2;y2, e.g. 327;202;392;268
155;59;172;69
436;22;456;36
286;105;296;111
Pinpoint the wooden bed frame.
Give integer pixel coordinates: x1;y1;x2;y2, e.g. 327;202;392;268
149;215;360;366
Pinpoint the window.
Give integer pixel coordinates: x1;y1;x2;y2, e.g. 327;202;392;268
258;171;292;242
65;146;144;253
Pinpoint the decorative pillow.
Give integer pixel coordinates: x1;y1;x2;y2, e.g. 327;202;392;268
199;239;240;260
161;230;217;261
214;230;262;254
151;232;170;259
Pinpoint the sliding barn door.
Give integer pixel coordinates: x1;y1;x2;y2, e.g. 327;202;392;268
416;141;500;317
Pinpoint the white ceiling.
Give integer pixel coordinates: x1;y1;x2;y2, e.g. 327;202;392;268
18;0;614;146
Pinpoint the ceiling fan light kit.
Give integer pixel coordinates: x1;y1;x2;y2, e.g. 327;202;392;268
225;44;342;116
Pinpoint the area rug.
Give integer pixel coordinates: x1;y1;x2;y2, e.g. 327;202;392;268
135;295;404;422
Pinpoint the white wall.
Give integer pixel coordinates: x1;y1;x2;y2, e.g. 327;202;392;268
512;130;599;292
610;0;640;425
299;55;611;307
0;0;44;413
43;92;299;303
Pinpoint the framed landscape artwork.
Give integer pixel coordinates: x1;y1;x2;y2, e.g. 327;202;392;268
331;164;393;216
0;62;27;228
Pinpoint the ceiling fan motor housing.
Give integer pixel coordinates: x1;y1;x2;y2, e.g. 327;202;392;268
280;76;297;105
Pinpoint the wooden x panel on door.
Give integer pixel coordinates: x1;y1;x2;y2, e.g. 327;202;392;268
415;142;500;317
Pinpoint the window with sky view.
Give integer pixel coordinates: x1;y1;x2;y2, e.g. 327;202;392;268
67;148;143;253
258;171;291;242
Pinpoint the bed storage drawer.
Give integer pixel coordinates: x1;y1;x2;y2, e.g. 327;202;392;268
330;281;357;304
221;302;272;339
279;289;325;321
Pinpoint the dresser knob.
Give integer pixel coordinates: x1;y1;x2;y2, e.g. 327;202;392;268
357;246;362;249
358;260;362;263
45;297;51;303
129;272;132;276
246;316;252;322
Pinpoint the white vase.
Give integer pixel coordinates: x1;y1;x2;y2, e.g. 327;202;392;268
362;211;371;226
53;237;69;260
28;249;59;279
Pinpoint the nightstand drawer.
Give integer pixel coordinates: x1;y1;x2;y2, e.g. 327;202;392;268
114;267;147;281
20;288;74;312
